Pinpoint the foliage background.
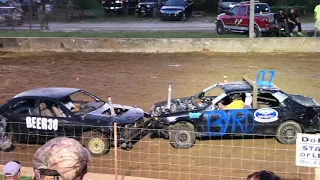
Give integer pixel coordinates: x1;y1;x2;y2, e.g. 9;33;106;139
52;0;318;12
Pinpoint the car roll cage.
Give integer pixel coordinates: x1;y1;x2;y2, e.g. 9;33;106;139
242;76;258;108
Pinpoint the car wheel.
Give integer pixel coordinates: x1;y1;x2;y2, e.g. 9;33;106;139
169;122;196;149
275;120;302;144
181;12;186;21
82;131;110;156
254;25;262;37
216;21;225;35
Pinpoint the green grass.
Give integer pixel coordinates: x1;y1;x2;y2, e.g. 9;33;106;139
0;176;31;180
0;30;244;38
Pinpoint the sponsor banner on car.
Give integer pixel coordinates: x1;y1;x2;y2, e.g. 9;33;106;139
253;108;278;123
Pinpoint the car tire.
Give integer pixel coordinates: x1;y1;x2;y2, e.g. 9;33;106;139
82;131;110;156
216;21;225;35
169;122;196;149
254;25;262;37
275;120;302;144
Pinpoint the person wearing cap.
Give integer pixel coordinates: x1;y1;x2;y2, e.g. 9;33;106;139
32;137;91;180
2;161;21;180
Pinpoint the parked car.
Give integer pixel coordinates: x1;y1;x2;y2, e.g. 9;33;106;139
149;73;320;149
102;0;138;14
135;0;164;17
0;87;152;156
159;0;194;21
0;7;23;26
0;0;9;6
215;2;277;37
218;0;244;14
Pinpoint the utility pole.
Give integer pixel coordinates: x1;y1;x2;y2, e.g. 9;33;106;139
249;0;255;38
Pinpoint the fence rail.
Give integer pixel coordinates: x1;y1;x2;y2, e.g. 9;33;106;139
0;122;314;180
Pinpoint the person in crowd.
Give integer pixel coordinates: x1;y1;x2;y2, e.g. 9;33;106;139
14;0;22;13
276;9;289;36
44;2;53;30
314;3;320;37
38;5;45;30
32;137;91;180
2;161;21;180
247;170;281;180
287;8;303;36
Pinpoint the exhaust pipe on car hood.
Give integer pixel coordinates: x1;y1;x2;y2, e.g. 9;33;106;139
108;96;116;117
167;83;172;109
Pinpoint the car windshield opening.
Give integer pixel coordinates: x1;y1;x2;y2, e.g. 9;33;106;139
60;91;104;114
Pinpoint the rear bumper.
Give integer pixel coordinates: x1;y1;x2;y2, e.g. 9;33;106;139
261;24;278;33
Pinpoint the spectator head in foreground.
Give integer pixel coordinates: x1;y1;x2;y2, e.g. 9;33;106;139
2;161;21;180
247;170;281;180
32;137;91;180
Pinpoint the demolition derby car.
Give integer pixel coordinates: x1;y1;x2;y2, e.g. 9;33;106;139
150;71;320;149
0;87;151;156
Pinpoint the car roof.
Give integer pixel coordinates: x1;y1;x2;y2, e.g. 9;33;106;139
13;87;80;99
218;81;280;94
236;2;267;6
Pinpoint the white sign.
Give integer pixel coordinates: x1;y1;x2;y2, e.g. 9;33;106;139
26;116;59;131
296;133;320;168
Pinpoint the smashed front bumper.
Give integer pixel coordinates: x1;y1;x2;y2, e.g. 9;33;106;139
116;115;154;149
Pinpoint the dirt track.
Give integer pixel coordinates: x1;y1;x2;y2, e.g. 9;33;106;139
0;52;320;180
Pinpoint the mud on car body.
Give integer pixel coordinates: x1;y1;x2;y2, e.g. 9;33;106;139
149;76;320;149
0;87;151;156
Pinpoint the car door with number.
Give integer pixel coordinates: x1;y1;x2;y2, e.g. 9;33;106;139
35;98;84;140
224;6;239;28
203;93;256;136
236;5;248;30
